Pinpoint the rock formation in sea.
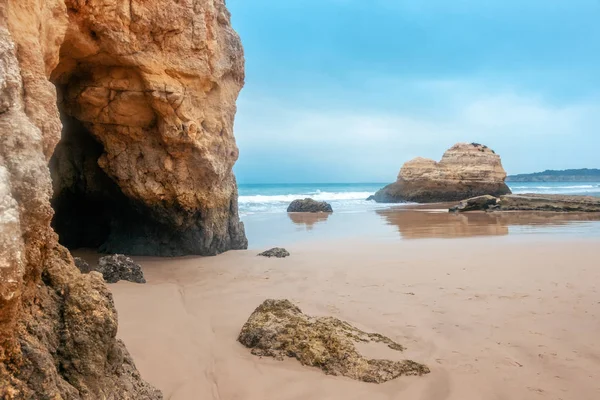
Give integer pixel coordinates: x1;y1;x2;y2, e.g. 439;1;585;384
238;299;430;383
1;0;245;397
370;143;512;203
287;198;334;212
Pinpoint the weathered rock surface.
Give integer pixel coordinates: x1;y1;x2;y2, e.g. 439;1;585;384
49;0;248;256
258;248;290;258
449;195;499;213
96;255;146;284
287;198;334;213
73;257;92;273
1;0;247;396
450;194;600;213
371;143;512;203
238;299;430;383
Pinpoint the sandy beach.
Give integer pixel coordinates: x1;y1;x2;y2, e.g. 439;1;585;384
104;210;600;400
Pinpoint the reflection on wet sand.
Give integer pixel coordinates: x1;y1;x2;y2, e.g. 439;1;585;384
376;209;600;239
287;212;330;231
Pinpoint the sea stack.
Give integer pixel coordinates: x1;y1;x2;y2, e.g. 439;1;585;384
370;143;512;203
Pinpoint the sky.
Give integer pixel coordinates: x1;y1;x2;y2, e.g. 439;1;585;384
228;0;600;184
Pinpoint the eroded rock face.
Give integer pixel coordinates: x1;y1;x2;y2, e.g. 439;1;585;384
49;0;248;256
0;4;161;397
1;0;246;396
371;143;512;203
238;299;430;383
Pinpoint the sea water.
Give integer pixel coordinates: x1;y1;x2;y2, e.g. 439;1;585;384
237;182;600;216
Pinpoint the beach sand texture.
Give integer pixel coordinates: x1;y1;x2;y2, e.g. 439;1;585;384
103;211;600;400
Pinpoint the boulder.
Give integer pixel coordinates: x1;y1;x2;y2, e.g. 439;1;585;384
238;299;429;383
97;255;146;284
258;248;291;258
287;198;333;213
371;143;512;203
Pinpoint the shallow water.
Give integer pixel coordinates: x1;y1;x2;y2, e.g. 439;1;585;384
242;208;600;248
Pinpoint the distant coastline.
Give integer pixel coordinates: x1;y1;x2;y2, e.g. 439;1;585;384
507;169;600;182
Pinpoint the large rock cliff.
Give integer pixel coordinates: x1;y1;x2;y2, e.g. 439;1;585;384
50;0;247;256
1;0;245;397
371;143;512;203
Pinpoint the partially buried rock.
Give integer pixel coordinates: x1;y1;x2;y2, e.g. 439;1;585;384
97;254;146;284
287;198;333;213
449;195;499;212
258;248;290;258
238;299;430;383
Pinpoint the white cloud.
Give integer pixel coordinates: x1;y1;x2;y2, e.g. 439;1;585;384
234;80;600;182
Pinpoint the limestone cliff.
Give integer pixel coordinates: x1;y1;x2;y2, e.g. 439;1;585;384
371;143;512;203
50;0;247;256
1;0;246;397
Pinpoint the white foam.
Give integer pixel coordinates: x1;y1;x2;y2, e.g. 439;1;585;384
238;191;374;204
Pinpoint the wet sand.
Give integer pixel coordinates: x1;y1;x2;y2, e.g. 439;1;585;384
107;210;600;399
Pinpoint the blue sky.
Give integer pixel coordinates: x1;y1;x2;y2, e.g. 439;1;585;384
228;0;600;183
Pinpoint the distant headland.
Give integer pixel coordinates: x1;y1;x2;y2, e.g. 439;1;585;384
507;169;600;182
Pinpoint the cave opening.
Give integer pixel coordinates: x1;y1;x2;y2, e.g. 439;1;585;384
49;108;131;251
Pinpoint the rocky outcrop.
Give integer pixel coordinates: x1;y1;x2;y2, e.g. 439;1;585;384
49;0;247;256
287;198;333;213
258;248;290;258
449;195;499;212
370;143;512;203
1;0;247;396
238;299;429;383
451;194;600;213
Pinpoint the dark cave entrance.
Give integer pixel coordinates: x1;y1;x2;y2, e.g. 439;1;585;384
49;111;129;251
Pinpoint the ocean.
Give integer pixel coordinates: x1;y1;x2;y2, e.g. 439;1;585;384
238;182;600;215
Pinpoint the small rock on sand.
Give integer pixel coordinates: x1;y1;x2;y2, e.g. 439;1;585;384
258;248;290;258
97;254;146;284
